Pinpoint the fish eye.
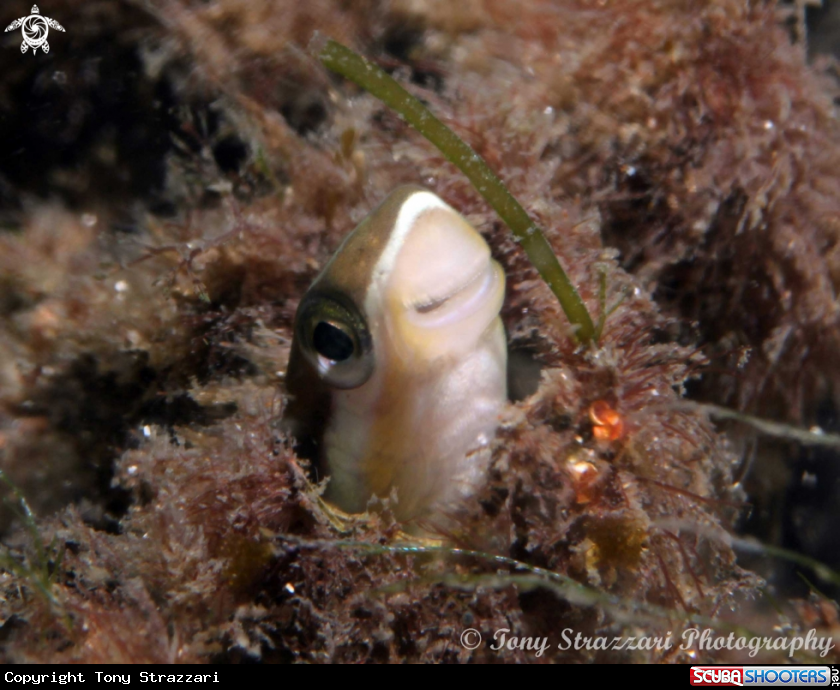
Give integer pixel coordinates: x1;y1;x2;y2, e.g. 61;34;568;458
295;293;374;389
312;321;355;362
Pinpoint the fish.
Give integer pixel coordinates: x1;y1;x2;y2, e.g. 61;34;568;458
285;186;507;523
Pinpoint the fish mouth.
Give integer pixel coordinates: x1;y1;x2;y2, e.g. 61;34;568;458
411;264;485;313
405;260;503;329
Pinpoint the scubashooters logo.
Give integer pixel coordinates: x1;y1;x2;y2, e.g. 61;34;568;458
690;666;831;687
5;5;65;55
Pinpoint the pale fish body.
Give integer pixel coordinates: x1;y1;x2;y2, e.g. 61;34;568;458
285;186;506;522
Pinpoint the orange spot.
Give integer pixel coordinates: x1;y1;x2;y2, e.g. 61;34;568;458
589;401;625;442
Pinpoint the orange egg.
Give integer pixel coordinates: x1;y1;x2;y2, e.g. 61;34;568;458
589;400;625;442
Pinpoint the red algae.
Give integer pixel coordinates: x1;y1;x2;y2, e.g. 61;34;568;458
0;0;837;663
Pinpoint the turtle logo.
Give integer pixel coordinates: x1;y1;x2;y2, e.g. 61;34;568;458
5;5;65;55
